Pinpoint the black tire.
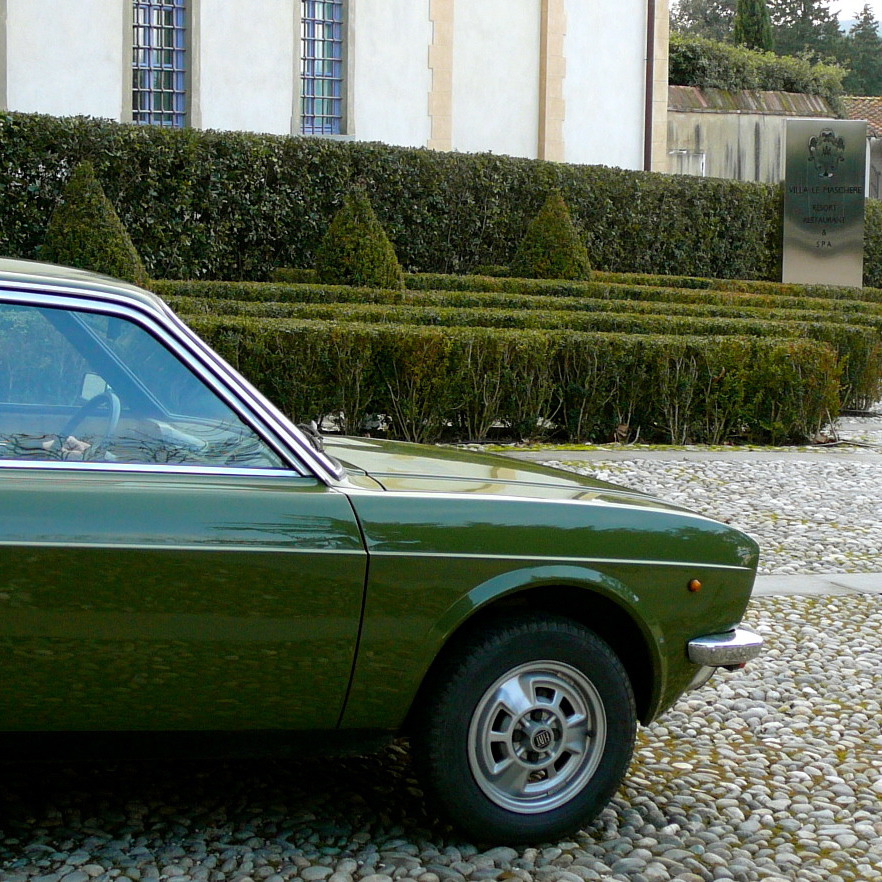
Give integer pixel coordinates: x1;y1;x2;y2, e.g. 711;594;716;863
413;615;636;842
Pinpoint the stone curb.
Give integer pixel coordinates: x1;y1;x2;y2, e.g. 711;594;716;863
754;572;882;596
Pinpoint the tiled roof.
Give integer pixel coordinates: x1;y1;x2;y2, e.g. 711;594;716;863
668;85;835;116
843;96;882;137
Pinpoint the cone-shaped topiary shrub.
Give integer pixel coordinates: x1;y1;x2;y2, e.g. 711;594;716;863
510;190;591;281
40;161;148;286
314;189;404;290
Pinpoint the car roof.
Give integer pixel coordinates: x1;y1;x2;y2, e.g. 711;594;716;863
0;257;166;314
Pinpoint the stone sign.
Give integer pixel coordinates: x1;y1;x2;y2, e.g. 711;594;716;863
782;118;868;288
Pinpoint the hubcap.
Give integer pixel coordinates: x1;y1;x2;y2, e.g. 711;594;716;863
467;660;607;814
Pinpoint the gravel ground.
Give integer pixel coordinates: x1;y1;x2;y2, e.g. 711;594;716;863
3;425;882;882
1;595;880;882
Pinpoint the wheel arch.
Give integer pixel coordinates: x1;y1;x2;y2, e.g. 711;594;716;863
406;572;662;729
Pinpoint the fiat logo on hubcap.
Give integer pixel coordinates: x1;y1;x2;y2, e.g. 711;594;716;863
532;728;553;750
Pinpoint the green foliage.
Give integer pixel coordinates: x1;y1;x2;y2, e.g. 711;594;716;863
157;285;881;410
4;112;881;285
269;267;317;283
673;0;845;66
153;275;882;316
669;33;846;100
314;189;404;290
842;6;882;96
183;312;840;445
39;160;147;285
0;112;777;282
733;0;774;51
866;200;882;289
672;0;736;41
510;191;591;280
404;271;882;303
768;0;843;61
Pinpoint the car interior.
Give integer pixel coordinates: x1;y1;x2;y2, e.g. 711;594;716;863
0;301;284;469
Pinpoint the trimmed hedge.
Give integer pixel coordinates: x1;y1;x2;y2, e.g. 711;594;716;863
166;294;880;409
40;160;148;285
314;189;404;289
183;314;840;445
407;272;882;304
152;277;882;322
510;190;591;280
155;276;882;316
6;112;881;285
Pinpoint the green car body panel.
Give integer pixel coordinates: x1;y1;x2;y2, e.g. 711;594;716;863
0;258;760;746
327;438;758;730
0;468;366;731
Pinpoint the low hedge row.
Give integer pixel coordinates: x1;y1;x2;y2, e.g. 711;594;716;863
406;272;882;304
183;314;840;445
153;277;882;317
153;278;882;321
165;293;882;410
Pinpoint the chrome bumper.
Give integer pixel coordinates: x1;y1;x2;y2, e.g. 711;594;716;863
688;627;763;668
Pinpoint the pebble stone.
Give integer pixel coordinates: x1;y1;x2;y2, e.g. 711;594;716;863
3;421;882;882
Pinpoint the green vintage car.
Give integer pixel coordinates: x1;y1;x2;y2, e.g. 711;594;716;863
0;259;761;842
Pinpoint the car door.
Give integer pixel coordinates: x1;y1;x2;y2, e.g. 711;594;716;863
0;296;366;733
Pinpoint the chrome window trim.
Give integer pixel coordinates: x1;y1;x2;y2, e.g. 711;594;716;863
0;459;312;480
159;306;346;481
0;282;343;482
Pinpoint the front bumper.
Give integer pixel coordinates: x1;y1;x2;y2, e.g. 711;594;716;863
688;627;764;668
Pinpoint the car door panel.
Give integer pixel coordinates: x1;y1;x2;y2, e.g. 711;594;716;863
0;468;366;732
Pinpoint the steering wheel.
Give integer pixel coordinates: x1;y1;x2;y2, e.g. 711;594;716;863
61;390;121;460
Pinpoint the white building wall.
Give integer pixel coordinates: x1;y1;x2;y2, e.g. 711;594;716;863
563;0;646;169
198;0;295;135
0;0;659;171
6;0;124;120
351;0;432;147
452;0;541;158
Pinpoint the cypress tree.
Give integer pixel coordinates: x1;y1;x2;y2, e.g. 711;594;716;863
732;0;774;51
843;5;882;96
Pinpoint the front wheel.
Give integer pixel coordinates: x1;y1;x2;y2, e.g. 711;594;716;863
413;615;636;842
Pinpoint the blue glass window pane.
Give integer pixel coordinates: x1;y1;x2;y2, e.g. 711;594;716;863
132;0;186;127
301;0;344;135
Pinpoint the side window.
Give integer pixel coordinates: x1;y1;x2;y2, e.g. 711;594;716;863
0;302;284;469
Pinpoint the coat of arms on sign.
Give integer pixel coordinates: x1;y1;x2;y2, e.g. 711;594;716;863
808;130;846;178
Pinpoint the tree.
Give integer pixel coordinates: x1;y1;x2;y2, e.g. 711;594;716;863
767;0;844;60
671;0;736;40
510;191;591;281
41;161;148;286
842;5;882;95
314;189;404;289
733;0;775;50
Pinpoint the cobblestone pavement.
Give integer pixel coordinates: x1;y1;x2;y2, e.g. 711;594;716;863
2;421;882;882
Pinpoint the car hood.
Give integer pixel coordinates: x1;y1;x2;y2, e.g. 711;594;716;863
326;436;690;513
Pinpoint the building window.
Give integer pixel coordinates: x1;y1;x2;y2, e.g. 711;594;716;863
133;0;187;127
301;0;344;135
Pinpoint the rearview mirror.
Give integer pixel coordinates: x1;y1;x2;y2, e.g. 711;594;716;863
80;372;108;400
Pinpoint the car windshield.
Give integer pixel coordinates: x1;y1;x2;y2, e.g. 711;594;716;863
0;301;285;469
